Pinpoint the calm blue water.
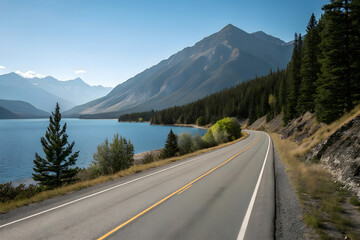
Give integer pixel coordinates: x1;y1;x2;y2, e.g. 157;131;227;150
0;119;206;183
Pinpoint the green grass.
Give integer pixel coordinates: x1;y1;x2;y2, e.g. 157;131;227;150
350;196;360;206
305;213;323;229
350;196;360;212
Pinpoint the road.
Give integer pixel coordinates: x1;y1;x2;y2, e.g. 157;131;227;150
0;130;274;240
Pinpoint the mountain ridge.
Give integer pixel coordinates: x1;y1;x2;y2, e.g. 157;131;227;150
63;24;292;117
0;72;112;112
0;99;50;118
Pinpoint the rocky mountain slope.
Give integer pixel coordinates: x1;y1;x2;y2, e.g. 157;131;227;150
64;24;293;117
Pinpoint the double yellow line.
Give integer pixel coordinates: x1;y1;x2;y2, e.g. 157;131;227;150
98;134;261;240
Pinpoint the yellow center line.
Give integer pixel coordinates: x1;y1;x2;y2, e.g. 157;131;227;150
97;133;261;240
177;184;192;195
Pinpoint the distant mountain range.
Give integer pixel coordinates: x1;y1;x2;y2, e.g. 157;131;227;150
64;24;293;118
0;73;112;112
0;99;49;119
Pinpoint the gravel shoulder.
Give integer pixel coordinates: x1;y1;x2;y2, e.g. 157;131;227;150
274;146;315;239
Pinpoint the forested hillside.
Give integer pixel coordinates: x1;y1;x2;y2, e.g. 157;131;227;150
119;0;360;126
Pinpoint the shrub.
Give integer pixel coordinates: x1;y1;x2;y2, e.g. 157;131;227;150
76;167;100;181
92;133;134;175
213;128;230;144
142;152;156;164
191;133;205;151
0;182;41;203
202;129;217;147
178;132;193;155
202;117;241;146
212;117;241;141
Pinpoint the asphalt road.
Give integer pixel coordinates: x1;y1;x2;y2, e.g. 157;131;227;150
0;130;274;240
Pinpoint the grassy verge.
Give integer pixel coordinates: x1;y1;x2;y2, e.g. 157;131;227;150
0;132;248;214
272;133;359;239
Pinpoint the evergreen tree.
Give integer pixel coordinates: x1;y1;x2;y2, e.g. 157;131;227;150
284;33;302;124
279;68;288;114
350;0;360;103
316;0;352;123
160;129;179;159
33;103;79;189
297;14;321;114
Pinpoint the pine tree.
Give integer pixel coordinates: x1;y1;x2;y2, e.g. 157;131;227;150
297;14;321;114
284;33;302;124
279;68;288;115
33;103;79;189
350;0;360;103
316;0;352;123
160;129;179;159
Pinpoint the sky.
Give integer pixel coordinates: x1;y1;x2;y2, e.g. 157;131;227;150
0;0;327;87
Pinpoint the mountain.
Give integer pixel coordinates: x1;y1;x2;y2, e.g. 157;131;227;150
251;31;287;46
28;77;112;106
0;99;50;118
0;72;74;112
63;24;293;117
0;106;18;119
0;73;112;112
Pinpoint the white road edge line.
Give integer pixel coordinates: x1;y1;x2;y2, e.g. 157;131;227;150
0;132;254;229
237;132;271;240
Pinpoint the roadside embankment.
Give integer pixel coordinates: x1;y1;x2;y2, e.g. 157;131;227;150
305;114;360;197
246;105;360;239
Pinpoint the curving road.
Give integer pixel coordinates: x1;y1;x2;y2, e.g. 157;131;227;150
0;130;274;240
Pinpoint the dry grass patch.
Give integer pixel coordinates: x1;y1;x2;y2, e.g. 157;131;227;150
272;133;359;239
300;105;360;153
0;132;248;214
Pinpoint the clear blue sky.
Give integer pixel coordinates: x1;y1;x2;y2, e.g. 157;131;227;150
0;0;327;87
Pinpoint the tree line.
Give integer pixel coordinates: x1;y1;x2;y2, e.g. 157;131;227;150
119;0;360;126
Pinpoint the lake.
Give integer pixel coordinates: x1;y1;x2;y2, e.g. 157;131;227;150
0;119;207;184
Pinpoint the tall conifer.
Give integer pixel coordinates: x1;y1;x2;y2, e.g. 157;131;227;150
297;14;321;114
33;103;79;189
160;129;179;158
284;33;302;124
316;0;352;123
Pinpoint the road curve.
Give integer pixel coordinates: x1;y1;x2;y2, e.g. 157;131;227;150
0;130;274;240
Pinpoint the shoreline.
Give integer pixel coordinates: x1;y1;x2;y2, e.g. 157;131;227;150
3;122;209;185
117;120;210;129
150;123;210;129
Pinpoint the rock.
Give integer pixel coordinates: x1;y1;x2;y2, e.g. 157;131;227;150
280;112;323;143
305;114;360;197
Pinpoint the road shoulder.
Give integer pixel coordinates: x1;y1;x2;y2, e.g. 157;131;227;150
274;145;314;239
